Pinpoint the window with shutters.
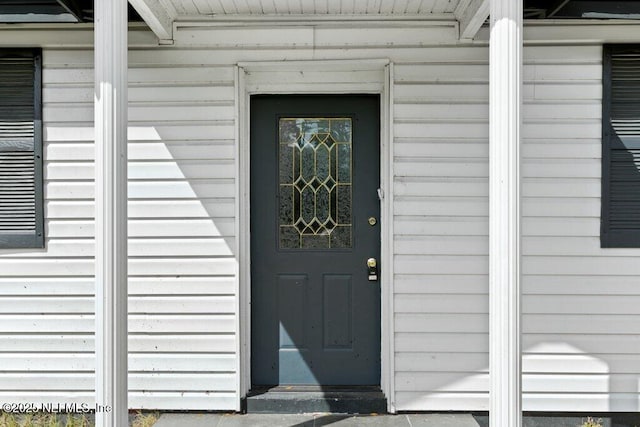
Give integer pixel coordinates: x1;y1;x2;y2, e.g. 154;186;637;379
0;49;43;249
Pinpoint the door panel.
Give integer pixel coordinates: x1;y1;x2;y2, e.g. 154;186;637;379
323;274;352;349
250;95;381;386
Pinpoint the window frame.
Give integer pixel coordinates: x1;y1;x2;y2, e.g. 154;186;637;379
0;48;44;249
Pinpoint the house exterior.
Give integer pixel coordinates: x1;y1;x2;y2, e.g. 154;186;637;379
1;0;640;425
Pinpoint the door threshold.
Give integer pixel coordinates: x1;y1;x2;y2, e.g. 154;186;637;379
244;386;387;414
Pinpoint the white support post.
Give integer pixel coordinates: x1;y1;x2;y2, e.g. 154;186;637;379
94;1;128;426
489;0;522;426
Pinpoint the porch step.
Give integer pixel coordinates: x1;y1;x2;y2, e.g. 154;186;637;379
244;386;387;414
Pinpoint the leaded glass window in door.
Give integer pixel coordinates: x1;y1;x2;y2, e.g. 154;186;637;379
278;118;352;249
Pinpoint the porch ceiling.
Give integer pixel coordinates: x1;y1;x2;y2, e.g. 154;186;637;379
127;0;640;44
2;1;640;44
127;0;469;43
167;0;462;16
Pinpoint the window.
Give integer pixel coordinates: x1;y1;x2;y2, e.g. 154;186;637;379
0;49;43;248
602;45;640;247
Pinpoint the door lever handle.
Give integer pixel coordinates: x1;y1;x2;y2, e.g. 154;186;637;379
367;258;378;281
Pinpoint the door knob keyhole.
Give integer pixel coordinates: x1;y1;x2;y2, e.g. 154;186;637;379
367;258;378;281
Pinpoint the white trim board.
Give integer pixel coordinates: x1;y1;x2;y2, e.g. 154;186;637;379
235;59;395;412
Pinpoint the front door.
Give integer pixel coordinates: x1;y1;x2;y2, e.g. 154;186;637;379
250;95;381;386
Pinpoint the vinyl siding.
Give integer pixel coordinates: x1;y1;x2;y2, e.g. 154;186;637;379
0;26;238;410
392;40;640;412
0;21;639;412
519;44;640;412
4;22;483;411
392;43;490;410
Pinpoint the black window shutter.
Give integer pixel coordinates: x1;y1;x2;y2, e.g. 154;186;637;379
0;49;43;249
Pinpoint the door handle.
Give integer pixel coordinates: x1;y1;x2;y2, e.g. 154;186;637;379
367;258;378;281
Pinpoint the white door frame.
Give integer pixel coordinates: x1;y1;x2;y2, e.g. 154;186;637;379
234;59;396;412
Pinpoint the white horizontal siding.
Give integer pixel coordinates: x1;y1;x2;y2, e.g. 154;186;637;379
520;43;640;412
0;21;484;412
1;21;639;413
392;39;490;411
392;39;640;413
0;25;239;410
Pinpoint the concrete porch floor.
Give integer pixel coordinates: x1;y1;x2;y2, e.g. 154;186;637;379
153;413;488;427
151;412;640;427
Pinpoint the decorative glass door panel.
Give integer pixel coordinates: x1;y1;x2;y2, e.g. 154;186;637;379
278;118;352;249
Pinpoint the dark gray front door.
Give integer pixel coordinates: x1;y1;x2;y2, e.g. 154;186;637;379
250;95;381;386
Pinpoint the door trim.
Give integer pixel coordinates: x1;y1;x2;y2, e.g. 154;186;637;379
235;60;396;412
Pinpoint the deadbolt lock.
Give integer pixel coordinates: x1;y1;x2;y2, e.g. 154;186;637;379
367;258;378;281
368;217;377;226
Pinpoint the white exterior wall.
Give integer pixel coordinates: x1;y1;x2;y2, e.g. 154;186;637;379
520;43;640;412
0;21;639;412
0;26;238;410
392;46;490;410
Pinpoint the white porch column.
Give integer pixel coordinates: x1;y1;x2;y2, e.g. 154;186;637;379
94;1;128;426
489;0;522;426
